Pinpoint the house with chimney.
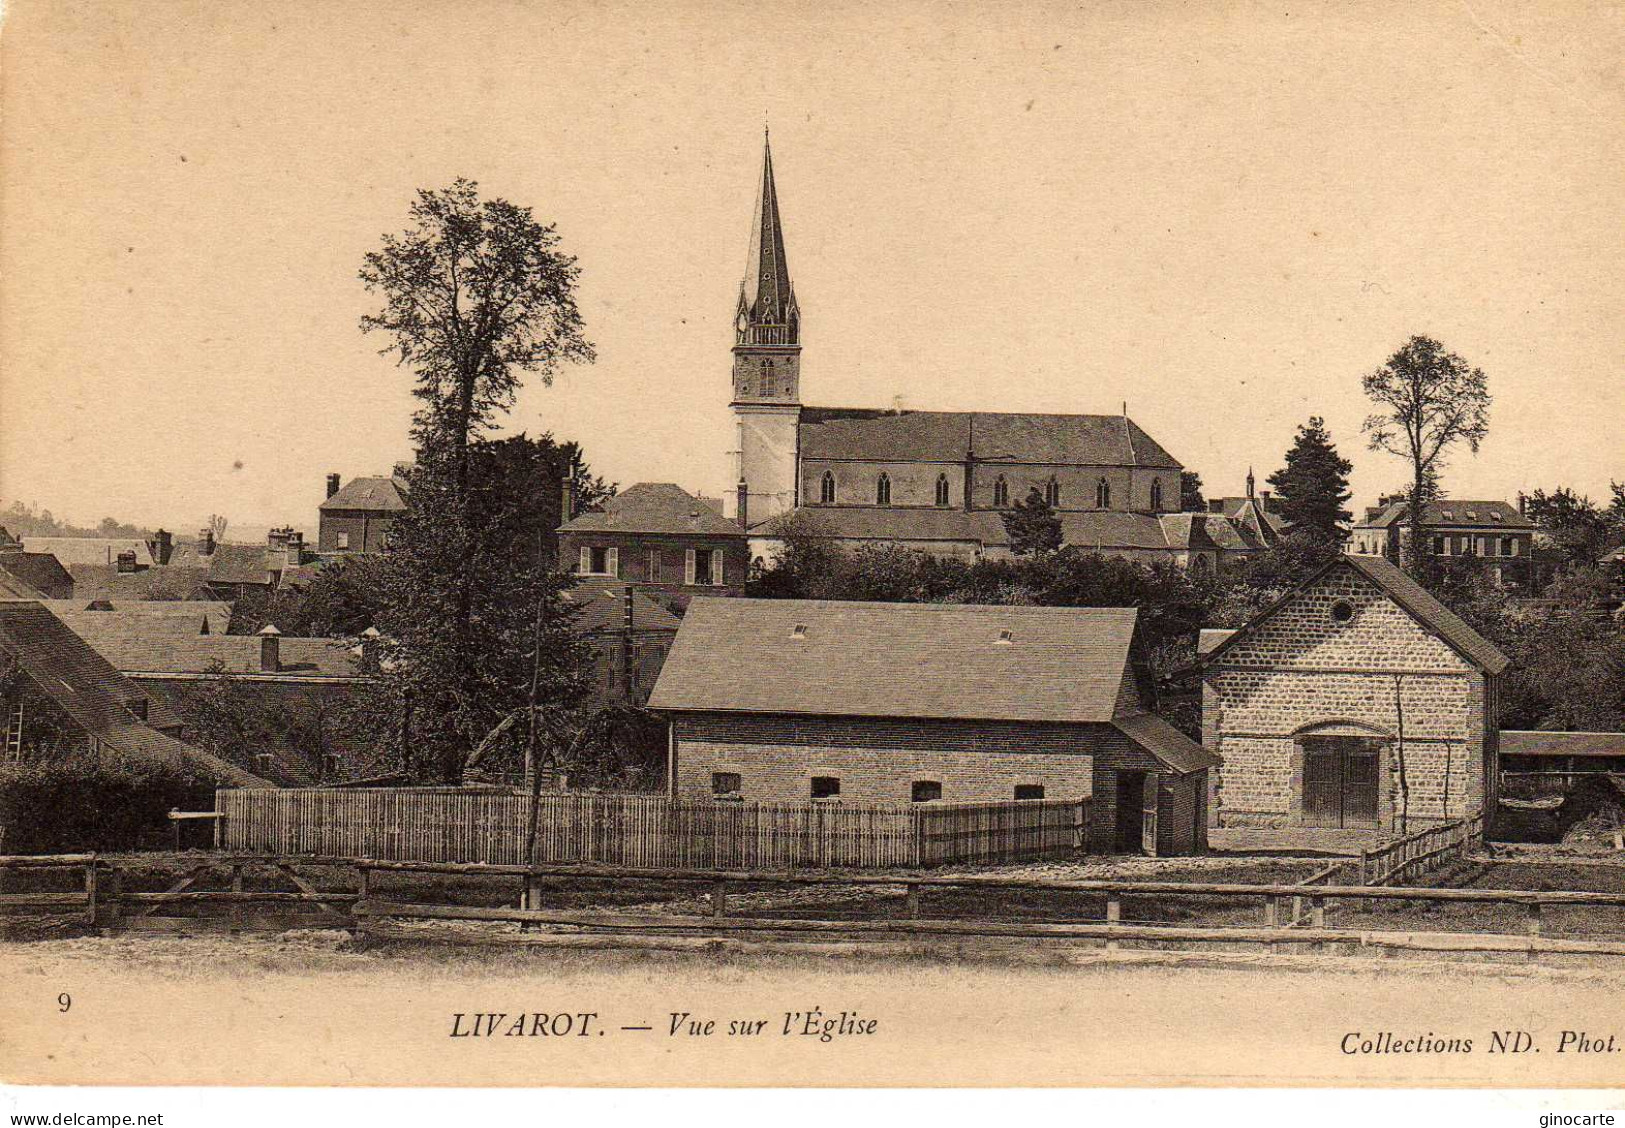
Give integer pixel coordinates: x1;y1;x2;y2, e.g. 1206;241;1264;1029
319;471;409;555
0;599;265;787
1348;496;1535;587
565;579;683;706
51;601;383;785
557;482;750;611
649;598;1218;855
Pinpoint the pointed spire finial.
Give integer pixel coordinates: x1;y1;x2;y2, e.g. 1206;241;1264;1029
1246;466;1256;498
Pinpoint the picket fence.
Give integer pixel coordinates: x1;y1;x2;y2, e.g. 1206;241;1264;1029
216;788;1088;870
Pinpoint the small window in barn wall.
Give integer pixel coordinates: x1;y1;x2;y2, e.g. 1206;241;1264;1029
1014;784;1045;801
712;771;742;797
810;776;841;800
911;780;942;803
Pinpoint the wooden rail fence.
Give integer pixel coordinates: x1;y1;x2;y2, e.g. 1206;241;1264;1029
6;853;1625;961
215;789;1087;869
1359;811;1485;886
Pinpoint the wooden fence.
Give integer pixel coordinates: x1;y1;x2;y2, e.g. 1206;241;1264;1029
1358;811;1486;886
216;789;1087;870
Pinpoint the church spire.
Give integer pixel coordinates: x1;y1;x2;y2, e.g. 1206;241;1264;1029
736;131;798;346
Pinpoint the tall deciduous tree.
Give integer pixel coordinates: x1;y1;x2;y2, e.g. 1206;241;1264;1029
359;181;595;779
1362;336;1491;575
1002;486;1064;556
1267;416;1353;556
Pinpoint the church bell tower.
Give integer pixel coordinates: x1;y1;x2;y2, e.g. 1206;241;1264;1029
731;130;802;527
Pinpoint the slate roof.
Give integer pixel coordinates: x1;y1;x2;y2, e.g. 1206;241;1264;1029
754;506;1208;554
0;552;74;596
206;543;279;587
1158;513;1263;552
1498;731;1625;759
1111;711;1221;774
53;613;361;677
1199;555;1511;675
565;579;683;635
1359;499;1533;530
560;483;746;538
0;601;267;786
0;571;45;599
44;599;233;638
22;537;154;567
67;563;212;602
320;476;409;513
649;598;1140;724
798;409;1182;468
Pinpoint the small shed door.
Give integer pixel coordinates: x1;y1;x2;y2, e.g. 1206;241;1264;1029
1141;773;1160;857
1302;747;1343;827
1302;737;1382;829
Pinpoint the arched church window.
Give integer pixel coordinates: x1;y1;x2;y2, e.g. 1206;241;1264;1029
876;473;891;506
935;474;950;507
820;471;836;505
758;359;775;398
1045;477;1061;507
1096;478;1111;509
1150;478;1163;511
993;475;1009;508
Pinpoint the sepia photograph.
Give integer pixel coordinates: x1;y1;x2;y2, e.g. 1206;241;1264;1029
0;0;1622;1112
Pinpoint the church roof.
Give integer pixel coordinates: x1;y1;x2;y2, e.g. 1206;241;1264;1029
752;507;1198;553
798;409;1182;468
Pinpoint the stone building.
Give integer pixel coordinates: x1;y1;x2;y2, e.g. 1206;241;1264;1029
565;579;682;706
648;598;1218;854
1197;555;1508;835
557;482;750;611
1348;497;1535;587
726;134;1260;569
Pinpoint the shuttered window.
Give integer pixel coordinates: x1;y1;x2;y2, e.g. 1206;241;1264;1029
684;548;696;585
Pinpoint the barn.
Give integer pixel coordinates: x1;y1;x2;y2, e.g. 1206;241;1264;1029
648;598;1218;855
1198;555;1509;837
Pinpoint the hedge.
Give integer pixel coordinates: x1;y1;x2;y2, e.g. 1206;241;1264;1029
0;750;219;854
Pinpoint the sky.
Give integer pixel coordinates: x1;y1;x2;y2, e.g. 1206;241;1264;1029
1;0;1621;536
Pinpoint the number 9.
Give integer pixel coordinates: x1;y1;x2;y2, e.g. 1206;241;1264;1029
58;993;71;1013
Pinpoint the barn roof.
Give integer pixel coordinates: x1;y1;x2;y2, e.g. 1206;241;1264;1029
649;598;1139;724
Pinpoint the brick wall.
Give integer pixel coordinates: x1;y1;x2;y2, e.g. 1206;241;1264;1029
1203;562;1491;829
318;510;396;554
671;712;1101;805
559;532;750;603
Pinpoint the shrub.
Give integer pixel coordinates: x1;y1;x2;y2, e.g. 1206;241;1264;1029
0;750;218;854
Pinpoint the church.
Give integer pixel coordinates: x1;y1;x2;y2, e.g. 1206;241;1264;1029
729;136;1263;572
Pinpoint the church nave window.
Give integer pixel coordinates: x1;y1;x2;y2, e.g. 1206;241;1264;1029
993;475;1009;508
1150;478;1164;511
934;473;950;507
820;471;837;505
1044;477;1061;507
876;473;891;506
1095;478;1111;509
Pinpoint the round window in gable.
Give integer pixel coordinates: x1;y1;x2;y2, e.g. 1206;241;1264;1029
1330;600;1355;625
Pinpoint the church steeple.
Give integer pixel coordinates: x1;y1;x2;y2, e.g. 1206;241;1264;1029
732;129;801;405
735;130;799;349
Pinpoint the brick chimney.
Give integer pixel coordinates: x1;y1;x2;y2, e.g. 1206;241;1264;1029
257;624;281;673
326;473;341;499
1517;491;1527;516
736;479;749;530
149;529;173;566
115;550;138;574
284;530;305;568
560;475;575;526
197;527;216;556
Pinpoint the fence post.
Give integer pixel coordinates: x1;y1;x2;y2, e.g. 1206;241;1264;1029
230;862;244;934
1311;895;1328;954
905;881;920;920
83;858;98;928
1524;901;1542;962
711;878;728;920
1263;894;1279;952
1106;894;1121;951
